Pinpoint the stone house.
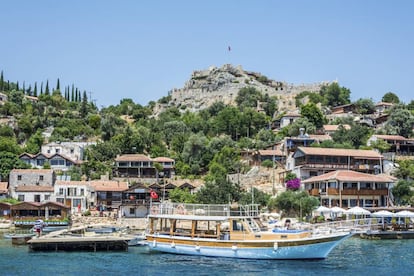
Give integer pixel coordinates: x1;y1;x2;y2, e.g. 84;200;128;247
114;154;175;180
19;152;82;172
289;147;384;181
41;141;96;162
303;170;396;208
8;169;55;202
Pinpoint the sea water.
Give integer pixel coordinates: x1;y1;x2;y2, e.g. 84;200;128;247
0;235;412;276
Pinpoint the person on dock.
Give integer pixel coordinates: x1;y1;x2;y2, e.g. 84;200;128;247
34;219;45;237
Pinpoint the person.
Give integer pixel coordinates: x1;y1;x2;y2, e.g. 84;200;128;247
33;219;45;237
284;219;291;230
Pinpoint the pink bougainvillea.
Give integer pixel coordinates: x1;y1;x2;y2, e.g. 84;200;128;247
286;178;301;190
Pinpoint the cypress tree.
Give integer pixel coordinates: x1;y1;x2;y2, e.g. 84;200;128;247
0;71;3;91
45;80;49;95
71;84;75;102
16;81;19;91
34;82;38;96
40;82;43;94
56;78;60;90
7;80;10;91
22;81;25;94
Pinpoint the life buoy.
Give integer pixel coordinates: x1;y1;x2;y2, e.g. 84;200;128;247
150;206;159;215
176;204;185;215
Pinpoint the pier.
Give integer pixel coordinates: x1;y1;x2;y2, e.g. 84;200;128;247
27;235;129;252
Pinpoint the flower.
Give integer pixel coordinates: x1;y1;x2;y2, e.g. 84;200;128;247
286;178;301;190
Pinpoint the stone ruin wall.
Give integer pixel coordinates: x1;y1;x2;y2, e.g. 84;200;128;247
154;65;330;115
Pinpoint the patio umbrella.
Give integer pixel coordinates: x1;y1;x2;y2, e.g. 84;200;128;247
314;206;331;218
395;210;414;217
344;206;370;215
371;210;395;217
330;206;346;214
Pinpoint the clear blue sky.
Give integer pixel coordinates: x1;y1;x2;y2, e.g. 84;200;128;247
1;0;413;108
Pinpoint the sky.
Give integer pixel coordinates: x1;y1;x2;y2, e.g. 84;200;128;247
1;0;413;108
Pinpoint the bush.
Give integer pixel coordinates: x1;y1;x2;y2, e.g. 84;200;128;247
261;159;274;168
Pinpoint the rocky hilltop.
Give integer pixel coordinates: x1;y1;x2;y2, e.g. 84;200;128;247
154;64;331;116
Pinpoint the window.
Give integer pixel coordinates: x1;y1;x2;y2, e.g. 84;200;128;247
39;175;44;181
45;195;50;201
17;175;22;180
73;199;81;208
129;208;135;215
59;188;64;195
80;188;84;196
56;149;60;153
18;195;25;201
56;198;64;204
70;148;74;154
34;195;41;202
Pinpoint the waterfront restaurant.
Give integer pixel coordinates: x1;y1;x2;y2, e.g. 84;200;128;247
302;170;396;208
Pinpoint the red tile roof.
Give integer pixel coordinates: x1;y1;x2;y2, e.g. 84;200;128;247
323;124;351;131
11;169;54;174
15;185;54;192
372;135;408;141
153;157;174;162
56;180;129;192
296;147;383;159
115;154;152;162
0;182;8;194
302;170;395;183
88;181;128;192
258;149;284;156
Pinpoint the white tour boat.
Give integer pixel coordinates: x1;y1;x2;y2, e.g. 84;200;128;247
146;202;353;260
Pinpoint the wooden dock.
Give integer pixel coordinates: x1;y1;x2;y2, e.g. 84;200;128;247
27;235;129;252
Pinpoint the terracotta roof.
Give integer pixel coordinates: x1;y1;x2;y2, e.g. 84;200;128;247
55;180;91;186
376;102;394;106
258;149;284;156
0;182;8;194
115;154;152;162
323;124;351;131
372;135;408;141
153;157;175;162
302;170;395;183
11;169;54;174
308;134;332;141
296;147;383;159
15;185;54;192
88;181;128;192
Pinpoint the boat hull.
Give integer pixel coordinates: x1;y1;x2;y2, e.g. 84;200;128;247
146;233;351;259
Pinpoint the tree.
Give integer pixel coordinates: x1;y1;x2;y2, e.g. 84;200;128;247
320;83;351;107
394;159;414;180
354;98;376;114
0;151;29;181
45;80;50;95
196;162;242;204
369;138;391;153
300;103;325;129
270;190;319;219
168;188;197;203
382;92;400;104
392;180;414;205
56;78;60;90
0;71;3;91
384;106;414;137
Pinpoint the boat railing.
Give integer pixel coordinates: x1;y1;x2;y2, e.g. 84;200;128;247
150;202;260;217
300;218;381;235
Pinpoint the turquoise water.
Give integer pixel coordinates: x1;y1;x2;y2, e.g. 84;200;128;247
0;236;412;276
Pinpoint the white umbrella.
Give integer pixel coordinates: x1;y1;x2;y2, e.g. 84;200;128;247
315;206;331;213
371;210;395;217
330;206;346;214
395;210;414;217
344;206;370;215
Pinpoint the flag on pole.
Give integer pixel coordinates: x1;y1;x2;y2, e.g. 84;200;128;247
150;190;158;199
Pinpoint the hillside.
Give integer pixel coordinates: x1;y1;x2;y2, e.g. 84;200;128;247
153;64;331;116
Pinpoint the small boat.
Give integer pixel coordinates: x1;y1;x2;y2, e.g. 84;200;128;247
4;232;36;245
127;233;147;246
146;202;353;260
